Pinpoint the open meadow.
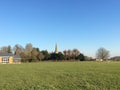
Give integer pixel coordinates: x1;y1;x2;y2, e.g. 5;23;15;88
0;62;120;90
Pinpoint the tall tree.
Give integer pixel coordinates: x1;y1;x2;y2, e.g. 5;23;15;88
50;53;58;60
68;49;72;60
41;50;50;60
24;43;33;60
96;47;110;60
72;49;80;59
31;48;39;62
50;52;65;60
37;53;45;61
76;53;85;61
63;50;68;60
14;44;24;55
20;52;29;62
57;52;65;60
73;49;80;57
25;43;33;52
7;45;12;53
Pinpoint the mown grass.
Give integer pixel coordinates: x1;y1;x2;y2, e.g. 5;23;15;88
0;62;120;90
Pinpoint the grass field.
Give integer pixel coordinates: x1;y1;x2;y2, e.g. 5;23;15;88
0;62;120;90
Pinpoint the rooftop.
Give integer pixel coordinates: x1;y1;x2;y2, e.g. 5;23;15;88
0;52;13;56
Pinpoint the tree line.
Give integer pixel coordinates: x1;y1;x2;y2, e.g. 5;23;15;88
0;43;110;62
0;43;89;62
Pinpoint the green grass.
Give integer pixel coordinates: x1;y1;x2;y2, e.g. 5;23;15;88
0;62;120;90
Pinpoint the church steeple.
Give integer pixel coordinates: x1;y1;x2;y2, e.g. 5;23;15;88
55;43;58;54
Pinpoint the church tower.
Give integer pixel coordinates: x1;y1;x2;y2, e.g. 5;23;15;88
55;43;58;54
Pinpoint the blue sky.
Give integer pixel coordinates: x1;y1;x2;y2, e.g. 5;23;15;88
0;0;120;57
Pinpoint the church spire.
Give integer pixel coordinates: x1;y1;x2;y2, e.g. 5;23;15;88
55;43;58;54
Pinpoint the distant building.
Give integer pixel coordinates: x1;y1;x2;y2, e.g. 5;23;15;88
96;59;103;62
0;53;21;64
55;44;58;54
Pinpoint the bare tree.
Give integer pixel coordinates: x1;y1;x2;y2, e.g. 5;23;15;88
72;49;80;59
25;43;33;53
68;49;72;60
63;50;68;60
73;49;80;56
24;43;33;58
14;44;24;55
0;46;8;52
96;47;110;60
0;46;12;53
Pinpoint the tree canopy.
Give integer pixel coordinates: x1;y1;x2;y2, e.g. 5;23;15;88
96;47;110;60
0;43;88;62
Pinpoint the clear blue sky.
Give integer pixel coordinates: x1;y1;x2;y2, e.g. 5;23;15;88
0;0;120;57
